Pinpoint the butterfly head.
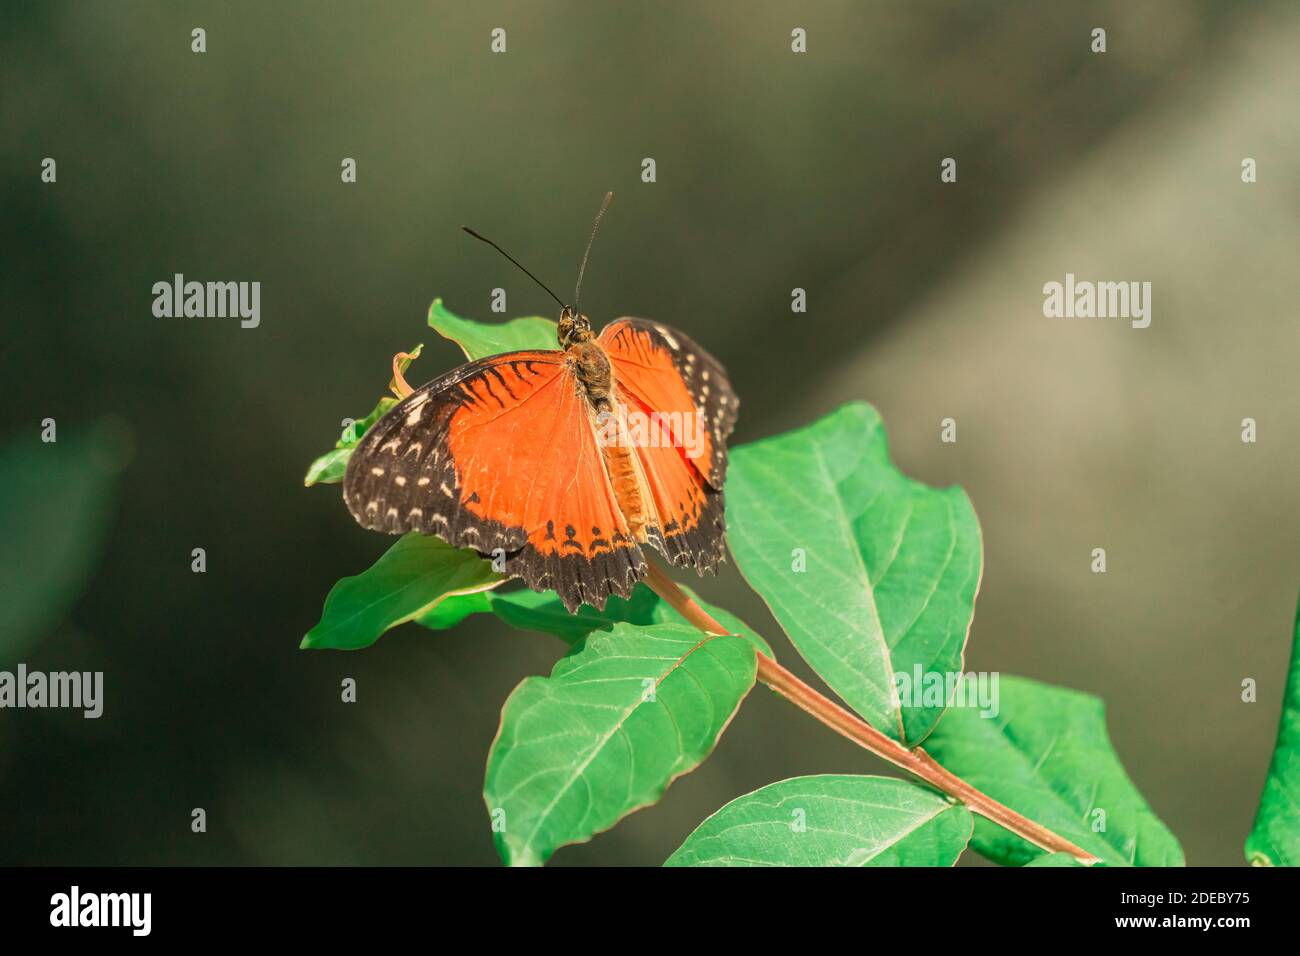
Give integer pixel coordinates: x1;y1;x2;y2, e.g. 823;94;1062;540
557;306;594;348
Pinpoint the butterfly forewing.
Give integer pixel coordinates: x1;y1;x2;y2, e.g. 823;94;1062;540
343;349;646;612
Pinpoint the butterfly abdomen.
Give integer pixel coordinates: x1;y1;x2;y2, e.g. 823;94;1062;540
601;438;650;542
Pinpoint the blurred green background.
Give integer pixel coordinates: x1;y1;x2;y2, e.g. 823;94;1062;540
2;1;1297;866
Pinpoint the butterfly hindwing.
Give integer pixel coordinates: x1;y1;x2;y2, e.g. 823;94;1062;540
599;318;738;488
599;318;738;574
343;349;646;611
628;421;729;574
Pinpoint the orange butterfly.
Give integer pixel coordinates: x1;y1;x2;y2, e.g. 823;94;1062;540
343;198;738;612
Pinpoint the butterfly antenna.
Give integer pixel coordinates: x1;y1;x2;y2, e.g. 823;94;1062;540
573;191;613;311
461;225;566;309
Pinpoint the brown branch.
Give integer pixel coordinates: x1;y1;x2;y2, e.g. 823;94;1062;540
642;561;1099;865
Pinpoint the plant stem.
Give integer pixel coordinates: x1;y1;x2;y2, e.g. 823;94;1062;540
642;562;1099;865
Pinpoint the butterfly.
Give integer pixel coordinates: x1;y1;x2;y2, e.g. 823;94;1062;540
342;200;738;613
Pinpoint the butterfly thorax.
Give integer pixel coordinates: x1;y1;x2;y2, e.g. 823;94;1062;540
567;340;614;413
556;309;611;409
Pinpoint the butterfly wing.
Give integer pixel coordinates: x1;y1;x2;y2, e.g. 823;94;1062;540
599;319;738;488
598;319;739;573
622;415;729;573
343;350;646;611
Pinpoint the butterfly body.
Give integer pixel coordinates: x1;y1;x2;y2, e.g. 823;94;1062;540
552;312;653;543
344;309;737;612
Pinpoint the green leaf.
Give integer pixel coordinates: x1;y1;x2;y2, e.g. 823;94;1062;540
413;588;494;629
0;421;129;659
496;588;656;643
1024;852;1091;867
349;396;400;438
428;297;557;361
302;533;504;650
303;447;354;487
1245;593;1300;866
418;584;655;643
418;581;774;657
303;347;421;486
653;591;776;659
484;622;757;866
302;395;398;486
665;774;972;867
923;675;1184;866
726;402;982;745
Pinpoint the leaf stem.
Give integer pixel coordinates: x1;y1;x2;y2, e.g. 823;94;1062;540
641;562;1099;865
